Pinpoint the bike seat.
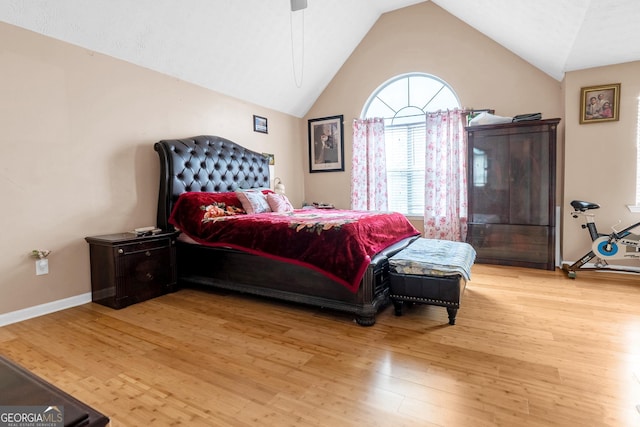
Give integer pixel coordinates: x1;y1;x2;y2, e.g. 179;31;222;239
570;200;600;212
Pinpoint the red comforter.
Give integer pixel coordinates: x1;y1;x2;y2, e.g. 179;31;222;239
169;192;420;292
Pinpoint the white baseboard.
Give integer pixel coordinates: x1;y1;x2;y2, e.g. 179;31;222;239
0;293;92;327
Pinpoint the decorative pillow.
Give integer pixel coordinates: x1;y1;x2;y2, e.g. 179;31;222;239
236;190;271;214
176;191;245;211
169;192;246;233
266;193;294;213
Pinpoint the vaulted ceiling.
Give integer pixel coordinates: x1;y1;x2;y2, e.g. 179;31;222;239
2;0;639;117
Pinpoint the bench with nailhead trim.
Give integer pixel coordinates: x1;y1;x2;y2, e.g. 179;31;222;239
388;238;476;325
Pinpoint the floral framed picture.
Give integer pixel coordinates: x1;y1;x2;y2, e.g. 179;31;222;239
253;115;268;133
580;83;620;124
308;114;344;173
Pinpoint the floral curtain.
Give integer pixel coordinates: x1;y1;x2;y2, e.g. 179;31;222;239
351;118;387;211
424;109;468;241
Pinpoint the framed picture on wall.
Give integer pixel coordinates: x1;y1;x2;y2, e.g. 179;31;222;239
580;83;620;124
308;114;344;173
253;115;268;133
262;152;275;165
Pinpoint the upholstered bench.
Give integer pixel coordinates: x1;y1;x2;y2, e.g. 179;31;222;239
388;238;476;325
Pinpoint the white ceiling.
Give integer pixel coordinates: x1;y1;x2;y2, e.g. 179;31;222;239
2;0;639;118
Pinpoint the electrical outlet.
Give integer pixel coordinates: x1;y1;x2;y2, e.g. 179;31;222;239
35;259;49;275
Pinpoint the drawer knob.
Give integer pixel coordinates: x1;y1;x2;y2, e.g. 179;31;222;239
118;249;124;254
146;273;154;280
145;251;151;257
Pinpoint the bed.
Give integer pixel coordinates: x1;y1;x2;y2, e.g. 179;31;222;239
154;135;420;325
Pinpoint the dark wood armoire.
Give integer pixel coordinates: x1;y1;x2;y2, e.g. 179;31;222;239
466;118;560;270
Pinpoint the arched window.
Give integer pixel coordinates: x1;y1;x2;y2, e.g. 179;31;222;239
361;73;460;216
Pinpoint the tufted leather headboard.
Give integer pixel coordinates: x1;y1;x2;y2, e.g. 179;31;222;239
154;135;271;230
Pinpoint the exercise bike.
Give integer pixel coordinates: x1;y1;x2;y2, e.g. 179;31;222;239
564;200;640;278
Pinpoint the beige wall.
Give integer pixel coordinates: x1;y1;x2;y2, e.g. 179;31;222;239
0;22;303;315
563;61;640;263
303;2;564;231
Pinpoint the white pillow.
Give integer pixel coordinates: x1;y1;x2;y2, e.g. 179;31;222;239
236;191;271;214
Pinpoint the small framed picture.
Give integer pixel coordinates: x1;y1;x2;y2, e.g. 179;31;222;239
262;152;275;165
253;115;268;133
580;83;620;124
308;115;344;173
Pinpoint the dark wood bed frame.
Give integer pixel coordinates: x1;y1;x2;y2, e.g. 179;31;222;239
154;135;417;325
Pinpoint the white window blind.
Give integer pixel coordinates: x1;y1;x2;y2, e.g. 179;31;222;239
385;123;426;216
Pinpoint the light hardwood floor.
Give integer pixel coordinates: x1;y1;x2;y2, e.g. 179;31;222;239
1;264;639;426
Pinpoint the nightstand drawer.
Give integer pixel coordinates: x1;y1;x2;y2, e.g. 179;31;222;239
118;246;173;304
116;239;171;255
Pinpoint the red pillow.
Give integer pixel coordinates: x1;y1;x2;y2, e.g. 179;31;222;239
169;192;246;230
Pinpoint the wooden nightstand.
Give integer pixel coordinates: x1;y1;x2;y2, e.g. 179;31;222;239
85;231;178;309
